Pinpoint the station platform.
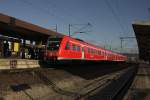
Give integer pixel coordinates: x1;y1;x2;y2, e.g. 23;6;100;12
0;59;40;69
123;63;150;100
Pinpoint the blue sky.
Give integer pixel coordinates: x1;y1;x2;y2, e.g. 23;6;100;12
0;0;150;53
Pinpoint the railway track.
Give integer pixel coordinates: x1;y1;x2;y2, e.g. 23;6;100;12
0;63;136;100
33;69;126;99
33;64;135;100
85;65;138;100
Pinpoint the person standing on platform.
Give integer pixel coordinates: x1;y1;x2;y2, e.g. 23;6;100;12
28;45;35;59
3;41;9;57
0;40;3;57
21;47;25;59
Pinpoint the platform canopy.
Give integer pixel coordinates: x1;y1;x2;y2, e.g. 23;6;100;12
132;21;150;62
0;13;63;43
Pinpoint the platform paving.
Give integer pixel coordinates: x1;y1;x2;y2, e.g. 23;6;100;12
123;63;150;100
0;59;40;69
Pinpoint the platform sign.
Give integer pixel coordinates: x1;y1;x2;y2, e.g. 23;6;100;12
10;60;17;69
14;42;19;52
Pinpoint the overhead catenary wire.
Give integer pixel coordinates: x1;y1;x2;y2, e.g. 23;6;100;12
104;0;126;35
20;0;94;37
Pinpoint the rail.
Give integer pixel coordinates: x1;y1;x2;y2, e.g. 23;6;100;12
82;65;138;100
34;66;132;100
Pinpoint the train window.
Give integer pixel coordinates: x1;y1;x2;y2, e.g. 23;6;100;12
96;50;98;55
91;49;93;53
93;49;95;54
88;48;90;53
97;50;99;54
97;51;99;54
77;46;80;51
94;50;96;54
95;50;97;54
98;51;101;55
102;52;104;55
85;47;88;53
93;50;95;54
65;41;70;50
72;44;76;51
92;49;94;54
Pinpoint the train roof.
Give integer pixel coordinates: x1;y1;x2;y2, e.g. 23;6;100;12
63;35;125;56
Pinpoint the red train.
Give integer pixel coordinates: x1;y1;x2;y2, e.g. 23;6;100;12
43;35;127;62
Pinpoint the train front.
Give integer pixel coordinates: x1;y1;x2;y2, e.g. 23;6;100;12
44;37;62;62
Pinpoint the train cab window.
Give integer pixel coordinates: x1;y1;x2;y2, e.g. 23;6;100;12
47;37;62;51
77;46;80;51
65;41;70;50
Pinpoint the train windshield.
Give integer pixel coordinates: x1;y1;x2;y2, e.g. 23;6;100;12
47;37;62;51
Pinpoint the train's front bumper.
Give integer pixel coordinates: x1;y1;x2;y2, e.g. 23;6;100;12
44;51;58;61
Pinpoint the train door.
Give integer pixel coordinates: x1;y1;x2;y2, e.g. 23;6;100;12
81;47;84;59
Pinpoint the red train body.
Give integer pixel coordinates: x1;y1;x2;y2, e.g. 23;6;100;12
44;36;127;62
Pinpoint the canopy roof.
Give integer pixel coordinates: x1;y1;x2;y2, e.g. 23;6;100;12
133;21;150;61
0;13;63;43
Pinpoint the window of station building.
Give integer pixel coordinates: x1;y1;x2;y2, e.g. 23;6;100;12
25;40;30;45
65;41;70;50
77;45;80;51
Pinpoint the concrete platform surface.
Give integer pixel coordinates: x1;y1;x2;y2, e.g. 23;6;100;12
0;59;40;69
123;64;150;100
